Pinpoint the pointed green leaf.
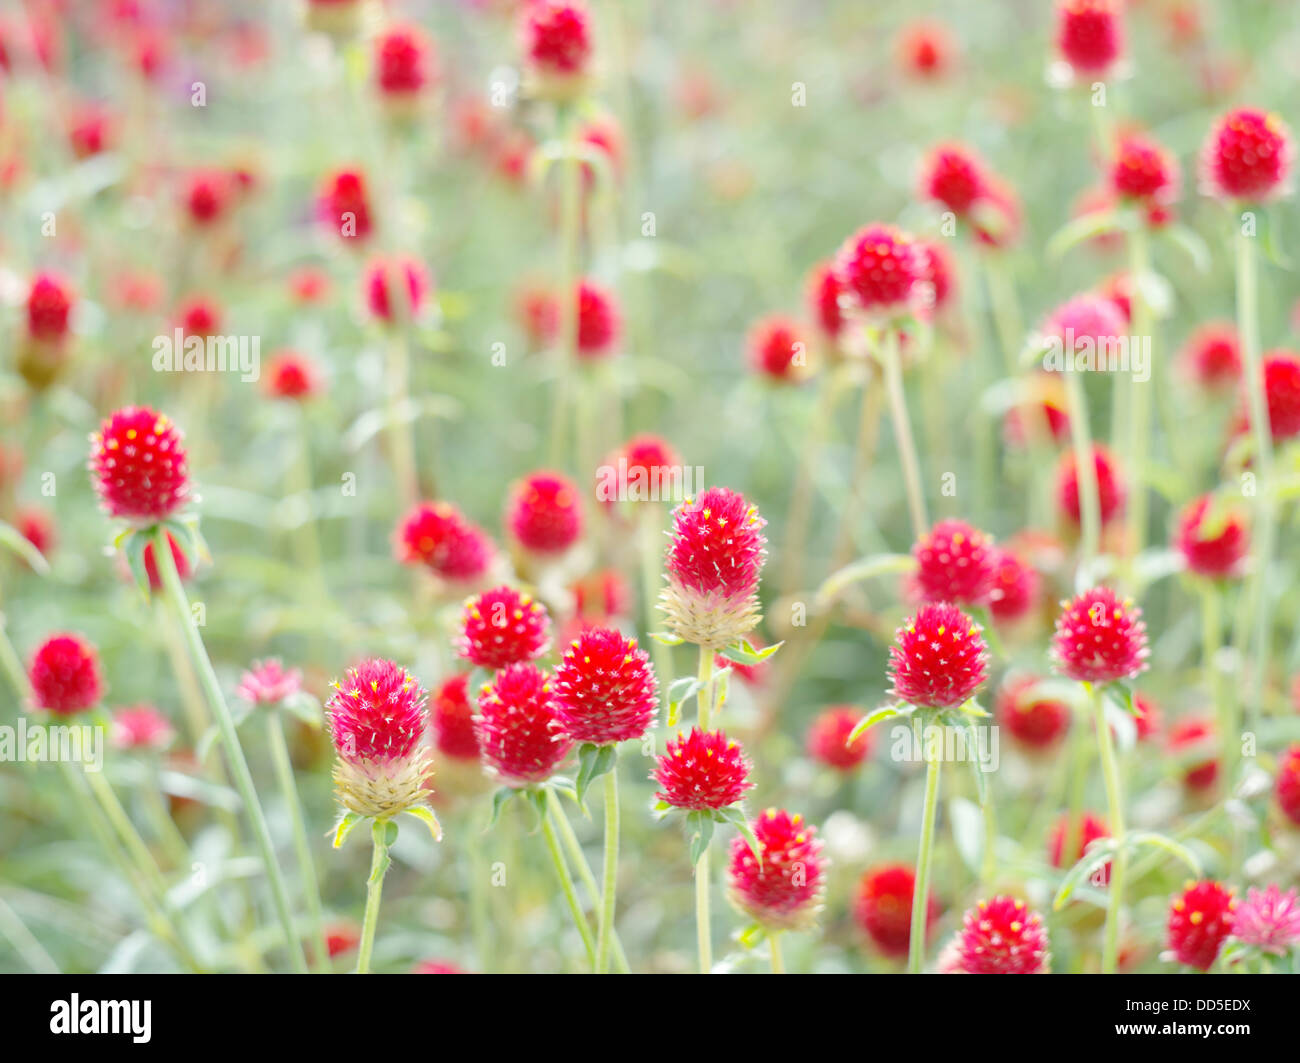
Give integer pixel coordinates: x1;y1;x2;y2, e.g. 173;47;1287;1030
648;631;685;647
0;519;50;574
332;810;364;849
847;704;907;744
402;805;443;842
688;811;715;866
719;638;784;666
575;742;617;803
1047;208;1121;260
817;554;916;605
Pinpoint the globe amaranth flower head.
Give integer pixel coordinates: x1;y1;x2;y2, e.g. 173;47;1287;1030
1261;350;1300;441
1055;0;1123;79
986;547;1042;624
996;674;1071;752
1167;880;1235;971
89;406;190;524
659;486;766;649
518;0;593;101
889;602;989;709
374;23;434;102
112;705;175;752
28;634;104;715
833;223;923;321
1180;322;1240;391
653;728;754;811
911;519;997;607
395;500;495;585
1048;811;1111;884
854;863;940;959
1277;744;1300;827
1200;108;1293;202
1051;586;1149;684
955;895;1050;974
747;315;811;384
317;167;372;242
1229;885;1300;957
574;280;621;360
1109;133;1180;208
727;808;825;930
326;659;433;821
475;663;573;787
1174;494;1249;579
506;470;583;555
1055;444;1127;528
918;143;988;217
806;705;875;772
431;674;479;762
456;585;552;670
552;626;658;745
237;658;303;706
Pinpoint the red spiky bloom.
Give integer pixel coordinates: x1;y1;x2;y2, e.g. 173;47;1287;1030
896;20;954;80
919;144;987;217
182;168;231;226
571;569;630;624
111;705;175;752
89;406;190;523
728;808;825;929
1168;715;1218;791
889;602;989;709
1180;322;1240;390
431;674;479;761
1167;881;1235;970
747;315;809;383
142;530;192;591
1048;811;1112;884
997;674;1071;751
1055;0;1123;77
955;895;1050;974
28;634;103;715
25;272;73;343
806;261;846;341
237;658;303;706
1262;350;1300;441
364;256;431;323
911;519;997;607
475;663;573;787
615;433;682;496
317;168;372;241
574;280;620;359
374;24;433;98
263;350;324;401
1043;292;1127;361
653;728;753;810
986;548;1042;624
1051;586;1149;684
1200;108;1293;201
506;471;583;554
518;0;592;91
456;586;551;671
854;863;940;959
1275;745;1300;827
175;295;222;338
806;705;875;771
915;239;956;314
324;922;361;959
1055;444;1126;527
1174;495;1249;579
552;626;657;744
1109;134;1180;206
395;501;494;584
834;223;922;319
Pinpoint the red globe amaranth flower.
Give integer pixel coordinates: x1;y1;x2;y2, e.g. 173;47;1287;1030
289;266;332;305
919;144;987;217
578;116;624;190
68;103;113;159
182;169;231;226
889;602;988;709
324;923;360;958
263;350;324;401
806;706;875;771
175;296;222;338
89;407;190;523
1168;716;1219;791
17;506;55;559
1109;134;1179;206
986;548;1042;624
518;0;592;94
834;223;922;318
997;675;1071;752
1275;745;1300;827
1180;322;1240;390
26;273;73;343
1055;0;1123;77
506;471;583;554
1048;811;1112;884
1231;885;1300;954
318;168;373;241
431;674;479;761
28;634;103;715
364;256;431;323
747;315;809;383
142;531;192;591
374;24;433;99
1200;108;1293;201
395;501;494;584
653;728;753;811
1261;350;1300;441
915;240;956;314
598;434;682;505
955;896;1050;974
237;659;303;706
1043;293;1127;363
571;569;629;624
1167;881;1235;970
854;863;939;959
896;20;954;80
1097;271;1135;325
1175;495;1248;578
515;285;559;347
456;586;551;670
552;627;657;744
1003;385;1071;449
728;809;825;929
111;705;174;751
475;663;573;787
806;261;846;341
574;280;620;359
1055;445;1126;527
1051;586;1149;683
911;519;997;607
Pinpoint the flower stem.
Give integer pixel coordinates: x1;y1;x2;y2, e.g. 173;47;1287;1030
638;509;672;698
695;845;712;974
541;798;596;968
152;526;308;973
1063;358;1101;581
386;327;419;510
266;710;330;973
908;747;942;974
769;930;784;975
355;819;392;975
547;789;630;973
780;371;835;596
1090;682;1127;974
697;646;715;731
881;326;929;541
548;102;582;467
596;765;620;973
1125;224;1153;572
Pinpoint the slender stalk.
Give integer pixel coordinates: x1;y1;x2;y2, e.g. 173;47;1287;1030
1090;683;1127;974
0;614;29;709
541;799;596;968
1201;582;1235;787
385;327;419;511
1063;361;1101;580
548;103;582;467
695;846;712;974
908;745;942;974
1125;224;1153;571
596;766;620;974
638;509;672;698
769;930;784;975
781;371;835;595
0;893;59;974
85;769;167;897
1064;707;1090;875
152;526;307;973
830;372;884;570
466;812;494;972
547;790;630;973
355;820;392;975
697;646;715;731
266;711;330;973
880;326;929;540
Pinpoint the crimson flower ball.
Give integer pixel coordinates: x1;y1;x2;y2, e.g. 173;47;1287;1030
28;634;103;715
1167;881;1235;971
653;728;753;811
834;223;922;319
1261;350;1300;441
996;675;1071;752
727;808;825;930
395;501;494;584
1048;811;1112;885
431;674;480;762
1174;495;1249;579
1231;885;1300;955
26;272;73;343
911;519;997;607
518;0;592;94
1275;745;1300;827
142;530;192;591
552;626;657;745
456;586;551;670
598;433;682;505
237;658;303;706
182;168;232;226
506;471;583;554
806;261;846;341
475;663;573;787
1110;134;1179;206
955;895;1050;974
1055;445;1126;527
1051;586;1149;684
574;280;621;360
806;706;874;771
854;863;939;959
89;406;190;523
263;350;324;401
919;144;987;217
889;602;989;709
111;705;175;752
747;315;810;384
374;24;433;99
986;547;1042;624
318;167;372;241
1200;108;1293;201
1180;322;1240;390
896;20;954;80
1055;0;1123;77
364;256;431;323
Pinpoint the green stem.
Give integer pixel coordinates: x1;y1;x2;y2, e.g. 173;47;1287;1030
881;326;929;540
1201;582;1235;786
1125;224;1153;574
548;103;582;468
541;798;596;968
0;614;29;710
908;747;942;974
355;820;392;975
1063;360;1101;581
85;769;167;897
639;509;672;700
0;893;59;974
830;373;884;570
697;646;715;731
781;372;835;595
769;930;784;975
386;328;419;510
695;845;712;974
152;526;307;973
596;765;620;973
546;790;630;973
1090;683;1127;974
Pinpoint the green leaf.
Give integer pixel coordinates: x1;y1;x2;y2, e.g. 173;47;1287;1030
0;519;50;574
948;796;984;874
666;675;704;728
847;704;909;744
717;804;761;866
402;805;443;842
816;554;916;605
281;692;324;728
123;529;152;600
574;742;617;803
648;631;685;646
332;810;364;849
1161;223;1212;274
1123;830;1202;876
687;811;715;866
1047;208;1121;260
486;786;515;830
1053;838;1120;909
719;638;784;666
737;922;767;948
713;665;732;712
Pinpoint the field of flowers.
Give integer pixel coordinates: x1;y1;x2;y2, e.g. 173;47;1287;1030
1;0;1299;979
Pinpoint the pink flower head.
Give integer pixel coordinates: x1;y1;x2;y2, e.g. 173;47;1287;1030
1174;495;1249;579
518;0;592;87
1055;444;1126;527
1200;108;1293;202
896;20;955;80
1051;586;1149;684
431;674;479;761
318;168;373;242
141;530;192;592
1168;715;1219;791
665;487;766;601
237;659;303;706
806;261;846;341
263;350;324;401
997;675;1071;752
1167;881;1235;970
889;602;989;709
475;663;573;787
653;728;753;811
112;705;175;751
1042;293;1127;364
911;519;997;607
506;471;583;554
1261;350;1300;441
574;280;621;360
28;634;103;715
1048;811;1111;884
986;547;1042;624
955;895;1050;974
1180;322;1240;390
364;256;431;323
1110;133;1180;207
395;501;495;584
1277;744;1300;827
727;808;825;929
89;407;190;523
374;24;434;98
182;168;232;226
456;586;551;670
919;144;988;217
1230;885;1300;956
552;626;657;745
